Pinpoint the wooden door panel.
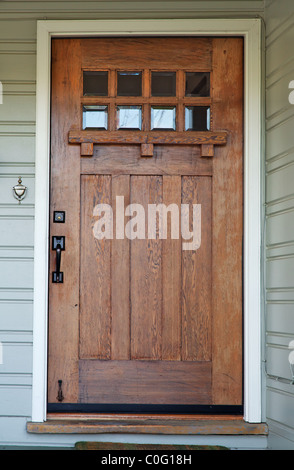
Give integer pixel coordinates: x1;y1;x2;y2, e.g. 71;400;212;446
48;39;82;404
80;175;111;359
81;37;212;70
161;175;182;361
80;145;213;176
111;174;130;360
211;38;243;404
182;176;211;362
48;37;243;411
130;175;163;360
79;360;212;404
79;174;211;366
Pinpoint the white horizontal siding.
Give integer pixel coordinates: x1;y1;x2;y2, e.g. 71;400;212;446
0;1;264;18
0;302;33;331
0;138;35;163
265;0;294;450
0;4;36;431
0;54;36;82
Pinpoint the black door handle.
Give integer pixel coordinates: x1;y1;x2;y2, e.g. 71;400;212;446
52;236;65;283
55;244;62;282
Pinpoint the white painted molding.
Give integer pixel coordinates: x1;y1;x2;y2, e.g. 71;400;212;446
32;18;262;423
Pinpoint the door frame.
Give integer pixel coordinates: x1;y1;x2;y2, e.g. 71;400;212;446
32;18;263;424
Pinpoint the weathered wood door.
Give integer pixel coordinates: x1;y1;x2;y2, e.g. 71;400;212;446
48;37;243;412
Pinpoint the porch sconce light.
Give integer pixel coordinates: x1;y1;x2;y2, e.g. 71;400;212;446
13;176;27;203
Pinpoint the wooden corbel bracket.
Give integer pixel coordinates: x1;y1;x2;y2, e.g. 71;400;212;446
68;130;227;158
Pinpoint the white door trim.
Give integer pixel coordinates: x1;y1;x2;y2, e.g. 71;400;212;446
32;18;262;423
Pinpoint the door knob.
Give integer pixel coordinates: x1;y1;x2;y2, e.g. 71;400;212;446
52;236;65;283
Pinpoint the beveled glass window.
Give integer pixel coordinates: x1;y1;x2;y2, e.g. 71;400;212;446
117;106;142;130
117;72;142;96
185;72;210;97
83;105;108;130
151;72;176;97
83;71;108;96
185;106;210;131
151;106;176;130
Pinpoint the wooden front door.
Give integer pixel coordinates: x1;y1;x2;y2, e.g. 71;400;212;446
48;37;243;413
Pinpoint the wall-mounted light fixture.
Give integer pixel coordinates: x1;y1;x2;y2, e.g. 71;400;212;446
13;177;27;203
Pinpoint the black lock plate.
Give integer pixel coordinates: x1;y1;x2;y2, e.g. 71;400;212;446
54;211;65;223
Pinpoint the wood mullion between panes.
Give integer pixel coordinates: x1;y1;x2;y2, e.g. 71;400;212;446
142;70;150;131
143;70;150;98
108;70;116;131
142;104;149;132
108;104;116;131
177;70;185;99
109;70;116;98
177;104;184;132
177;71;185;132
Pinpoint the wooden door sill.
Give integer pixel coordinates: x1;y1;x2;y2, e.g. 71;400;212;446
27;414;268;436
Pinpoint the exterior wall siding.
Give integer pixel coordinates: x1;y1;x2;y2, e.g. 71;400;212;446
0;0;266;448
265;0;294;451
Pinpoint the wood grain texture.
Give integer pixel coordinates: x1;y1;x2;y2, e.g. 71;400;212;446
111;175;130;360
201;144;214;157
141;143;154;157
80;142;93;156
81;145;213;176
49;37;243;409
69;129;227;145
80;175;111;359
182;176;212;362
130;175;163;360
48;38;82;403
81;37;212;71
27;418;267;436
211;38;243;404
79;360;212;404
162;176;182;360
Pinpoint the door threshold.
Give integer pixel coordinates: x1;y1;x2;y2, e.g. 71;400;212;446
46;413;243;421
27;414;268;436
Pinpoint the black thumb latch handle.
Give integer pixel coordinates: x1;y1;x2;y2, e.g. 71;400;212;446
52;236;65;283
55;244;61;282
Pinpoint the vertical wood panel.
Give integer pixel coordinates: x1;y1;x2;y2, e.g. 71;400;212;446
211;38;243;404
131;175;162;360
80;175;111;359
111;175;130;360
162;176;182;360
48;39;81;403
182;176;212;362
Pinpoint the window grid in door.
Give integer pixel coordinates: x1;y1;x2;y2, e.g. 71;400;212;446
81;69;212;132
